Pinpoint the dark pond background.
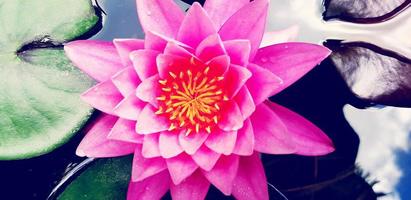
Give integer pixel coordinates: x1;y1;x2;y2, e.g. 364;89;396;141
1;0;411;199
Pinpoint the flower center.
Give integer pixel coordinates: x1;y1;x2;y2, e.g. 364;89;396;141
155;66;227;135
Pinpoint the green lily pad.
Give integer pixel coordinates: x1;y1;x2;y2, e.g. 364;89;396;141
0;0;99;160
56;156;132;200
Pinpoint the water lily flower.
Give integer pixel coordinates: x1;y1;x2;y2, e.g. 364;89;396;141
64;0;334;199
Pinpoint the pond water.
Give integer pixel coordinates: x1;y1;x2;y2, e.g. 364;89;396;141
1;0;410;199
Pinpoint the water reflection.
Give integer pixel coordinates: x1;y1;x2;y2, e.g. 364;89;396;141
92;0;143;40
344;105;411;200
92;0;189;40
266;0;411;59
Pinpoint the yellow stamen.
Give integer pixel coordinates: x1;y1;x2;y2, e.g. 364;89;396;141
169;72;177;79
202;108;212;114
157;68;229;134
156;96;166;101
172;101;187;107
159;79;167;85
171;95;189;101
180;105;189;116
204;66;210;74
190;57;196;65
176;90;191;99
199;116;206;122
185;128;192;136
205;126;211;134
182;82;192;97
179;121;185;127
195;72;201;80
168;123;176;131
197;92;216;99
155;107;163;115
196;77;208;90
196;85;217;93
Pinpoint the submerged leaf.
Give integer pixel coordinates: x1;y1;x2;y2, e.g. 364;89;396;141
323;0;410;23
0;0;99;159
326;40;411;107
56;157;132;200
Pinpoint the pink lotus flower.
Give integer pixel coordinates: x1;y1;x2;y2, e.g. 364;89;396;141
64;0;334;199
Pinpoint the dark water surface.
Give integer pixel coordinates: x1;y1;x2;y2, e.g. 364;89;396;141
1;0;410;199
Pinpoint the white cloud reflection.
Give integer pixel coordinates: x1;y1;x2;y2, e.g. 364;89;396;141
344;105;411;200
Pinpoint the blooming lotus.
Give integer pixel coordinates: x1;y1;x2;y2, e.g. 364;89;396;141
65;0;334;199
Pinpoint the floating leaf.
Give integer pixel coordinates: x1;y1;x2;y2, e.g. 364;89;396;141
323;0;410;23
54;156;132;200
325;40;411;107
0;0;99;160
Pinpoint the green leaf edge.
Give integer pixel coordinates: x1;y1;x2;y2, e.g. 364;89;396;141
0;2;100;160
56;156;132;200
